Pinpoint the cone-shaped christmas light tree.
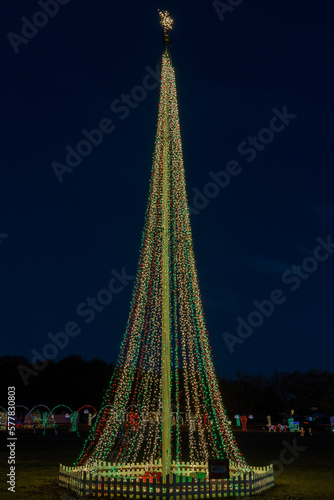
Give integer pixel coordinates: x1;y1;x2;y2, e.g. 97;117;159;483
74;11;250;479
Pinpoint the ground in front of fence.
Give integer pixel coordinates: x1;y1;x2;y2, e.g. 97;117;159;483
0;430;333;499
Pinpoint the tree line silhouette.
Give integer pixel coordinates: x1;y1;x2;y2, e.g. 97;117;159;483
1;355;333;418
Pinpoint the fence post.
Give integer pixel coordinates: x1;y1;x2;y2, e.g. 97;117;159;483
167;473;170;500
126;478;131;499
249;472;253;495
83;471;87;497
139;478;143;499
159;474;163;500
120;476;124;497
107;475;111;497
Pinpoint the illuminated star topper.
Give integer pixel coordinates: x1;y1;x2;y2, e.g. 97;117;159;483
158;10;174;32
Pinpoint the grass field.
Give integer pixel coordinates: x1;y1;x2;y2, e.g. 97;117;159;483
1;430;333;499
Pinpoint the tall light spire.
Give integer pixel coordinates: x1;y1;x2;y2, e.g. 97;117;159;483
60;13;275;496
73;10;251;480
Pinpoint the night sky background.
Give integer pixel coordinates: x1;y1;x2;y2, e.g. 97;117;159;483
1;0;333;379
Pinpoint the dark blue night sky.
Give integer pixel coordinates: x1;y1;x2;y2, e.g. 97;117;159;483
1;0;334;378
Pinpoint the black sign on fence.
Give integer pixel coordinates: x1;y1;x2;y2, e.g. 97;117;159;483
208;459;230;479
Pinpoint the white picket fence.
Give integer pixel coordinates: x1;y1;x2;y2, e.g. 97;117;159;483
59;462;274;498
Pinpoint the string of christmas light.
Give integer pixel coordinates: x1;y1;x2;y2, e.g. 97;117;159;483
74;46;251;478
